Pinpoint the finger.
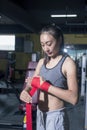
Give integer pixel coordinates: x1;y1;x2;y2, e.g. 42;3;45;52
20;94;32;103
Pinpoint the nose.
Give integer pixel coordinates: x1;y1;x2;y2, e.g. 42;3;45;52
44;45;49;52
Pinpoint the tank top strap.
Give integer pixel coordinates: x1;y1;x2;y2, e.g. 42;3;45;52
59;53;69;67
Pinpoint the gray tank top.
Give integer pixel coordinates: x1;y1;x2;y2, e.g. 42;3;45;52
40;54;69;89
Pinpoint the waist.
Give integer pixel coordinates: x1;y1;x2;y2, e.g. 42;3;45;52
37;105;66;115
38;92;64;112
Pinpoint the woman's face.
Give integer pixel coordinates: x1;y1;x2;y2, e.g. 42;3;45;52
40;32;60;58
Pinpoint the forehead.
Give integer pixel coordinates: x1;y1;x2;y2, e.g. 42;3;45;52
40;32;54;42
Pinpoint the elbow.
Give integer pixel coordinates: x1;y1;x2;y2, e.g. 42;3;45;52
71;96;79;105
69;90;79;105
72;99;78;105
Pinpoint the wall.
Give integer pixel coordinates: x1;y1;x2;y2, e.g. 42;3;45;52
64;34;87;44
0;33;87;80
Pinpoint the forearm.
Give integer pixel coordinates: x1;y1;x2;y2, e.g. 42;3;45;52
48;85;78;105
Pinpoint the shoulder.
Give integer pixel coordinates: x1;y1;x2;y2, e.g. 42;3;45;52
35;58;44;70
63;56;77;75
33;58;44;76
64;56;76;67
38;58;44;66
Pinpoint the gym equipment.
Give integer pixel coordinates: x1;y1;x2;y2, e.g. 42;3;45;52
81;53;86;96
85;79;87;130
0;52;21;103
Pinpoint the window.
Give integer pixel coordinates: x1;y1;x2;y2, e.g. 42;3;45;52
0;35;15;51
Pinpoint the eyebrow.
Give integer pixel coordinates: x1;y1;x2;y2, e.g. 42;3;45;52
41;40;52;45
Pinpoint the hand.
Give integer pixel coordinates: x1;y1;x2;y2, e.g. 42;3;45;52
31;76;44;88
31;76;51;92
20;90;32;103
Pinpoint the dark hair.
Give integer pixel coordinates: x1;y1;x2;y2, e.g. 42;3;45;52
40;24;64;64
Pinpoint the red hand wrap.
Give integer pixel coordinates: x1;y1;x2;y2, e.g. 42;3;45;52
41;81;51;92
26;85;38;130
29;87;37;97
26;103;32;130
31;77;51;92
31;77;40;88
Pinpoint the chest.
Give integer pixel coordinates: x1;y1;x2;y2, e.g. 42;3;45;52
40;63;66;87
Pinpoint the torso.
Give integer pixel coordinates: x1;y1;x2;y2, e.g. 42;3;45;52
38;54;69;112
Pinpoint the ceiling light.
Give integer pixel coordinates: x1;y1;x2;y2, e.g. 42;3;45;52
51;14;77;18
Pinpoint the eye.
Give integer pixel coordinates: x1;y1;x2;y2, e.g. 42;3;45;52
46;41;52;46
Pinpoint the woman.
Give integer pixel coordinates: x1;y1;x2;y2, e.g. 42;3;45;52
20;24;78;130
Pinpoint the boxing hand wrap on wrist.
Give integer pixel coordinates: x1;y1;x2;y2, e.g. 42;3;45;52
31;77;51;92
29;77;40;97
29;87;37;97
40;81;51;92
31;77;40;88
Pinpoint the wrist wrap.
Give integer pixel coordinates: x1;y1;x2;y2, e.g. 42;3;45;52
29;87;37;97
41;81;51;92
31;77;40;88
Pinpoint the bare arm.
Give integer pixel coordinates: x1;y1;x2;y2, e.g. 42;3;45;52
33;58;44;77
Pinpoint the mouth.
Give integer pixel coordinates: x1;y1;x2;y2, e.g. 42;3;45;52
46;52;52;56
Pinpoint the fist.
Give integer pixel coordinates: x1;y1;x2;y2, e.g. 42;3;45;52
20;90;32;103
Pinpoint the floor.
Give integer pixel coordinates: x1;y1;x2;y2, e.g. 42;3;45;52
0;80;85;130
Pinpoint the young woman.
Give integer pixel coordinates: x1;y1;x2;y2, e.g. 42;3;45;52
20;24;78;130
